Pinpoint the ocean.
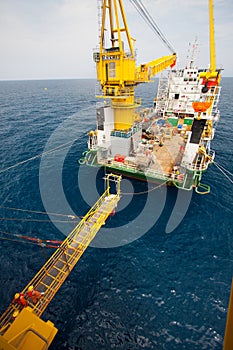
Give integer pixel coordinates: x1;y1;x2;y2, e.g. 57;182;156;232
0;78;232;349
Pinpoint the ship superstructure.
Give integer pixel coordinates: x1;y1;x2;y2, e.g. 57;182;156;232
81;0;222;194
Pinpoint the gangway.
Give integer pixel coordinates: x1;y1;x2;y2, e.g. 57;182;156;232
0;174;121;350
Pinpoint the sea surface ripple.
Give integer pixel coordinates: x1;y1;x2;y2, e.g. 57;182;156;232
0;78;232;349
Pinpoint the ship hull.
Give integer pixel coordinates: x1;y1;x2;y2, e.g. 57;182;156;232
80;150;210;193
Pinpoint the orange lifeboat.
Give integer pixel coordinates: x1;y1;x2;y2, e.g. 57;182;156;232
192;102;212;112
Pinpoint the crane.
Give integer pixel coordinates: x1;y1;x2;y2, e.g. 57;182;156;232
93;0;176;130
199;0;221;90
0;174;121;350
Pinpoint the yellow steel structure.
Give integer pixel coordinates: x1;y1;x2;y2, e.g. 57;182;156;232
94;0;176;130
223;279;233;350
209;0;216;73
199;0;220;84
0;308;57;350
0;174;121;350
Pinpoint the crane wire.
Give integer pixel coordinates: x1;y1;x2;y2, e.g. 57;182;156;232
0;235;60;249
213;161;233;184
129;0;175;54
0;229;62;246
0;135;93;196
0;235;44;247
213;161;233;177
135;0;175;53
0;205;79;219
0;139;78;175
0;217;79;223
0;181;166;229
121;180;166;195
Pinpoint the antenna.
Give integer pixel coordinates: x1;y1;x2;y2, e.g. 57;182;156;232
186;37;198;69
97;0;102;49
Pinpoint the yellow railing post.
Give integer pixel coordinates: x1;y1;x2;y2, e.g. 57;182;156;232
223;279;233;350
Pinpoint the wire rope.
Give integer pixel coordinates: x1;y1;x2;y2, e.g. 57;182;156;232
0;139;72;174
0;217;79;223
0;236;42;246
213;161;233;184
0;205;79;219
0;229;62;248
0;235;59;249
0;140;78;175
213;161;233;177
129;0;175;53
0;229;62;244
0;103;96;176
120;180;167;195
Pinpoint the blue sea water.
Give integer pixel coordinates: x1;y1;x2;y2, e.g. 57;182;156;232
0;78;232;349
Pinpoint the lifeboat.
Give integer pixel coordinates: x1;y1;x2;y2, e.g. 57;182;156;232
192;102;212;112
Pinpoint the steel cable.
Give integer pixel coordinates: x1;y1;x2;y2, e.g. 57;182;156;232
129;0;175;53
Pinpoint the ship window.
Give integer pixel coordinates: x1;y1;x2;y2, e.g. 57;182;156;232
109;62;116;78
184;78;188;81
175;93;179;99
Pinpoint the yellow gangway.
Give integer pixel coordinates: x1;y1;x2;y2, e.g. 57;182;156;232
0;174;121;350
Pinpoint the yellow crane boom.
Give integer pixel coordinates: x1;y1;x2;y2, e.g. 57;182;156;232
199;0;220;86
209;0;216;73
135;54;176;83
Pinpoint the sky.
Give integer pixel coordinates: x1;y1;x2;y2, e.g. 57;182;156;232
0;0;233;80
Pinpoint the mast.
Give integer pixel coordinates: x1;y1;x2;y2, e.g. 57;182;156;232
198;0;220;88
209;0;216;72
186;38;198;69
